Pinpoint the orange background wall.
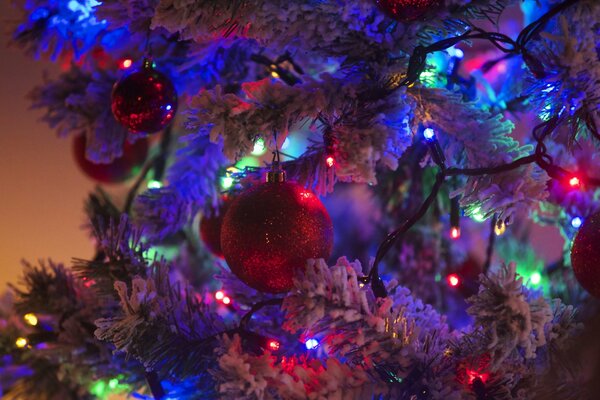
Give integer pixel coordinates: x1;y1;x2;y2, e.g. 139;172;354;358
0;2;94;287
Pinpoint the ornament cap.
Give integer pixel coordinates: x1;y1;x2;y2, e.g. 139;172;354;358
267;160;286;183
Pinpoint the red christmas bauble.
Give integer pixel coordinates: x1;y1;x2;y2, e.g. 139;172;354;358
111;59;177;134
221;179;334;293
571;211;600;298
200;197;231;258
374;0;440;21
73;135;148;184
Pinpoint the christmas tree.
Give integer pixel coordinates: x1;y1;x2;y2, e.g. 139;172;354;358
2;0;600;398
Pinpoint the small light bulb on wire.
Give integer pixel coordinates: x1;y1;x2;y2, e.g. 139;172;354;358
423;128;435;141
494;220;506;236
15;337;28;348
120;58;133;69
571;216;583;229
447;274;460;287
268;339;280;351
215;290;225;301
23;313;38;326
222;296;232;305
450;227;460;240
326;156;335;168
568;176;581;189
305;338;319;350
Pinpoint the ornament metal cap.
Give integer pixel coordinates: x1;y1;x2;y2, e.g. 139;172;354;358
266;168;286;183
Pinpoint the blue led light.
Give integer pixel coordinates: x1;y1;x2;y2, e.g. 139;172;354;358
165;104;172;111
571;217;583;229
305;338;319;350
423;128;435;141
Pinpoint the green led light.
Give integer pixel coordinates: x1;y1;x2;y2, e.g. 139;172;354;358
221;176;234;189
530;272;542;285
108;379;119;389
434;273;442;282
147;180;162;189
471;207;486;223
251;138;267;155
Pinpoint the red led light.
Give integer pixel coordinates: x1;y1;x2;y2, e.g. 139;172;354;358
447;274;460;287
222;296;231;305
326;156;335;168
466;369;489;384
450;227;460;239
120;58;133;69
568;176;581;188
268;340;280;351
215;290;225;300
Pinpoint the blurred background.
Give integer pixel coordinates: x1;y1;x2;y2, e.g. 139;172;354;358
0;1;94;287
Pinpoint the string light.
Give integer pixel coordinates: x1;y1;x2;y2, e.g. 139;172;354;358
494;220;506;236
147;180;162;189
571;216;583;229
251;138;267;155
268;340;280;351
326;156;335;168
530;272;542;285
15;337;28;348
447;274;460;287
222;296;231;305
23;313;38;326
215;290;225;301
466;369;489;384
305;338;319;350
221;176;234;190
450;227;460;240
120;58;133;69
568;176;581;189
423;128;435;141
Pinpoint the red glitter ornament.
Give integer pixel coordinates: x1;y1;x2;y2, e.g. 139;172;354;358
571;211;600;298
73;135;148;184
374;0;440;21
200;197;231;258
220;171;334;293
111;59;177;134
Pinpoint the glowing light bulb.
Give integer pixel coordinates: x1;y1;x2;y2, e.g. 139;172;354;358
222;296;231;305
147;180;162;189
268;340;280;351
23;313;38;326
466;369;489;384
252;138;267;155
471;207;486;223
305;338;319;350
530;272;542;285
447;274;460;287
494;220;506;236
450;227;460;240
120;58;133;69
326;156;335;168
108;378;119;389
215;290;225;301
423;128;435;141
569;176;581;188
221;176;234;190
571;217;583;229
271;71;280;79
15;337;28;348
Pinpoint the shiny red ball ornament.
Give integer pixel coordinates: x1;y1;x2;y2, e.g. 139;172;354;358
571;212;600;298
73;135;148;184
221;171;334;293
111;59;177;134
200;197;231;258
374;0;440;21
